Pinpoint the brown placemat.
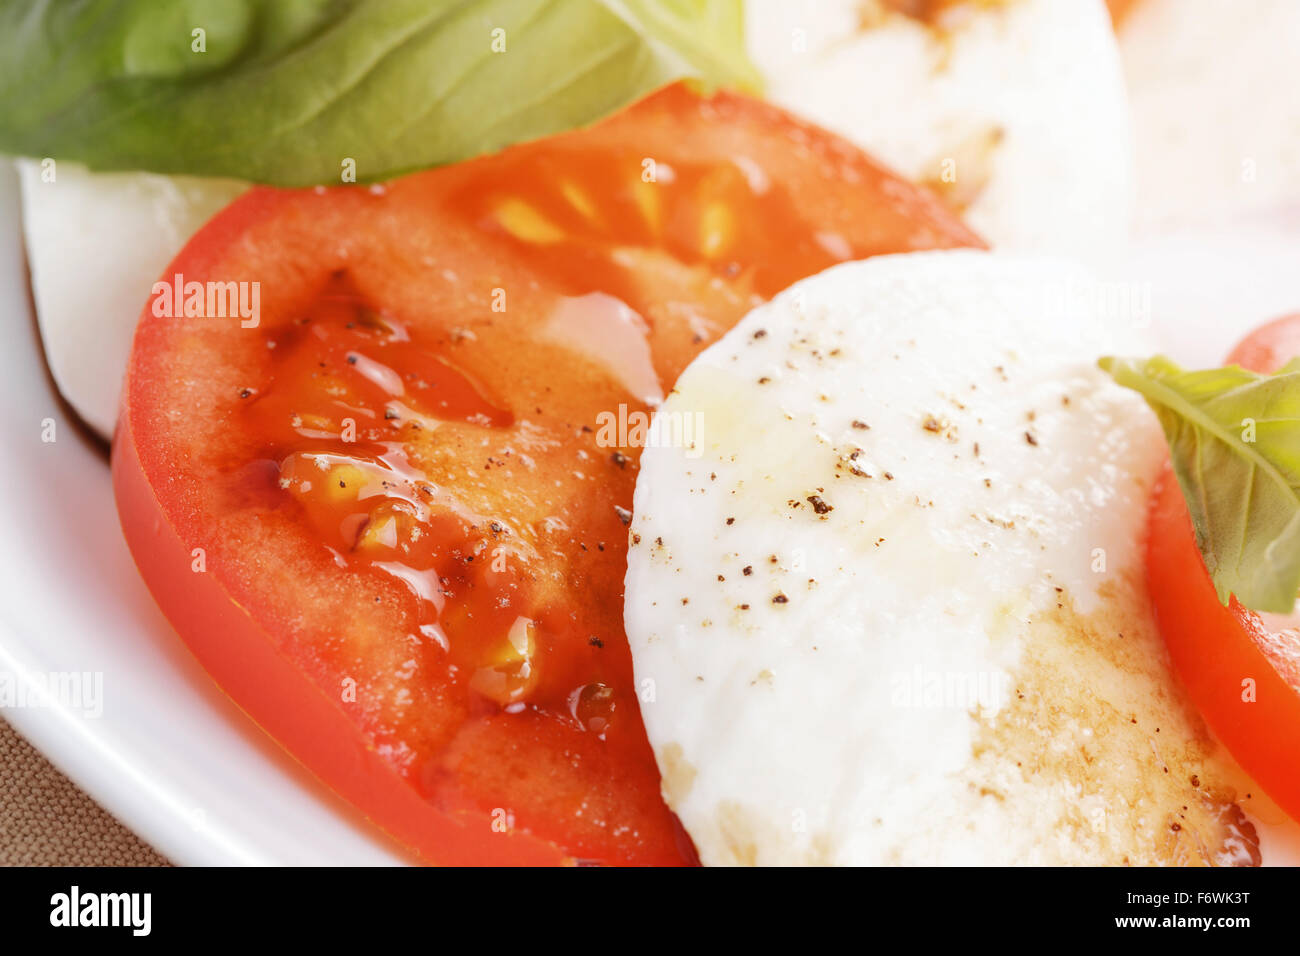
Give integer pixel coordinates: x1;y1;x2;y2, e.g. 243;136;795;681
0;716;170;866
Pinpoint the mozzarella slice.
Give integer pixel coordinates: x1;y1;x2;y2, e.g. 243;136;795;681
18;160;245;437
625;250;1289;865
1119;0;1300;230
746;0;1133;262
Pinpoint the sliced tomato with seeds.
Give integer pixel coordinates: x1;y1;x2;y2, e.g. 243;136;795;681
1146;313;1300;823
113;83;982;865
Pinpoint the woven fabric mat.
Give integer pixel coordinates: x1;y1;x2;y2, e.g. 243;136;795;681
0;716;170;866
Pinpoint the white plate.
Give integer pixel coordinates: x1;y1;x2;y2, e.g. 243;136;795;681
1;158;1297;866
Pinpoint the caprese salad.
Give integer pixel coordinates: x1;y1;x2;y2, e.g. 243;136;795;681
4;0;1299;866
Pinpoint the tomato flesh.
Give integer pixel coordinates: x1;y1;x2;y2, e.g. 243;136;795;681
114;84;981;864
1147;313;1300;823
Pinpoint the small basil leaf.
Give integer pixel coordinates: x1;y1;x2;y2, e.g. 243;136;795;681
1100;354;1300;614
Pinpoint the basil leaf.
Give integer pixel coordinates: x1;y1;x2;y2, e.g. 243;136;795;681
1100;355;1300;614
0;0;759;186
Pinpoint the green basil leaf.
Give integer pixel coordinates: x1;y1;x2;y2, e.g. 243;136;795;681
1100;355;1300;614
0;0;759;186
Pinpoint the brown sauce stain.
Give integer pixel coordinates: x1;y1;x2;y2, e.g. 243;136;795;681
866;0;1014;30
969;567;1261;866
657;743;698;807
712;801;835;867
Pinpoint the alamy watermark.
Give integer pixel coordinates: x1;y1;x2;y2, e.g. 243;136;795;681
151;272;260;328
889;667;1010;713
594;403;704;458
0;670;103;719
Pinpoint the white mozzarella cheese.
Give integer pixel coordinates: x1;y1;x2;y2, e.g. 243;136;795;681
1119;0;1300;231
18;160;245;437
625;250;1295;865
746;0;1133;262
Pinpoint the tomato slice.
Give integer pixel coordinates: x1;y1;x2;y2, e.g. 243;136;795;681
113;83;982;865
1146;313;1300;822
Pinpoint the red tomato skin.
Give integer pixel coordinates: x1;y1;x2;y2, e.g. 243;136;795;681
1147;472;1300;821
1146;312;1300;823
112;371;569;867
1226;312;1300;373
